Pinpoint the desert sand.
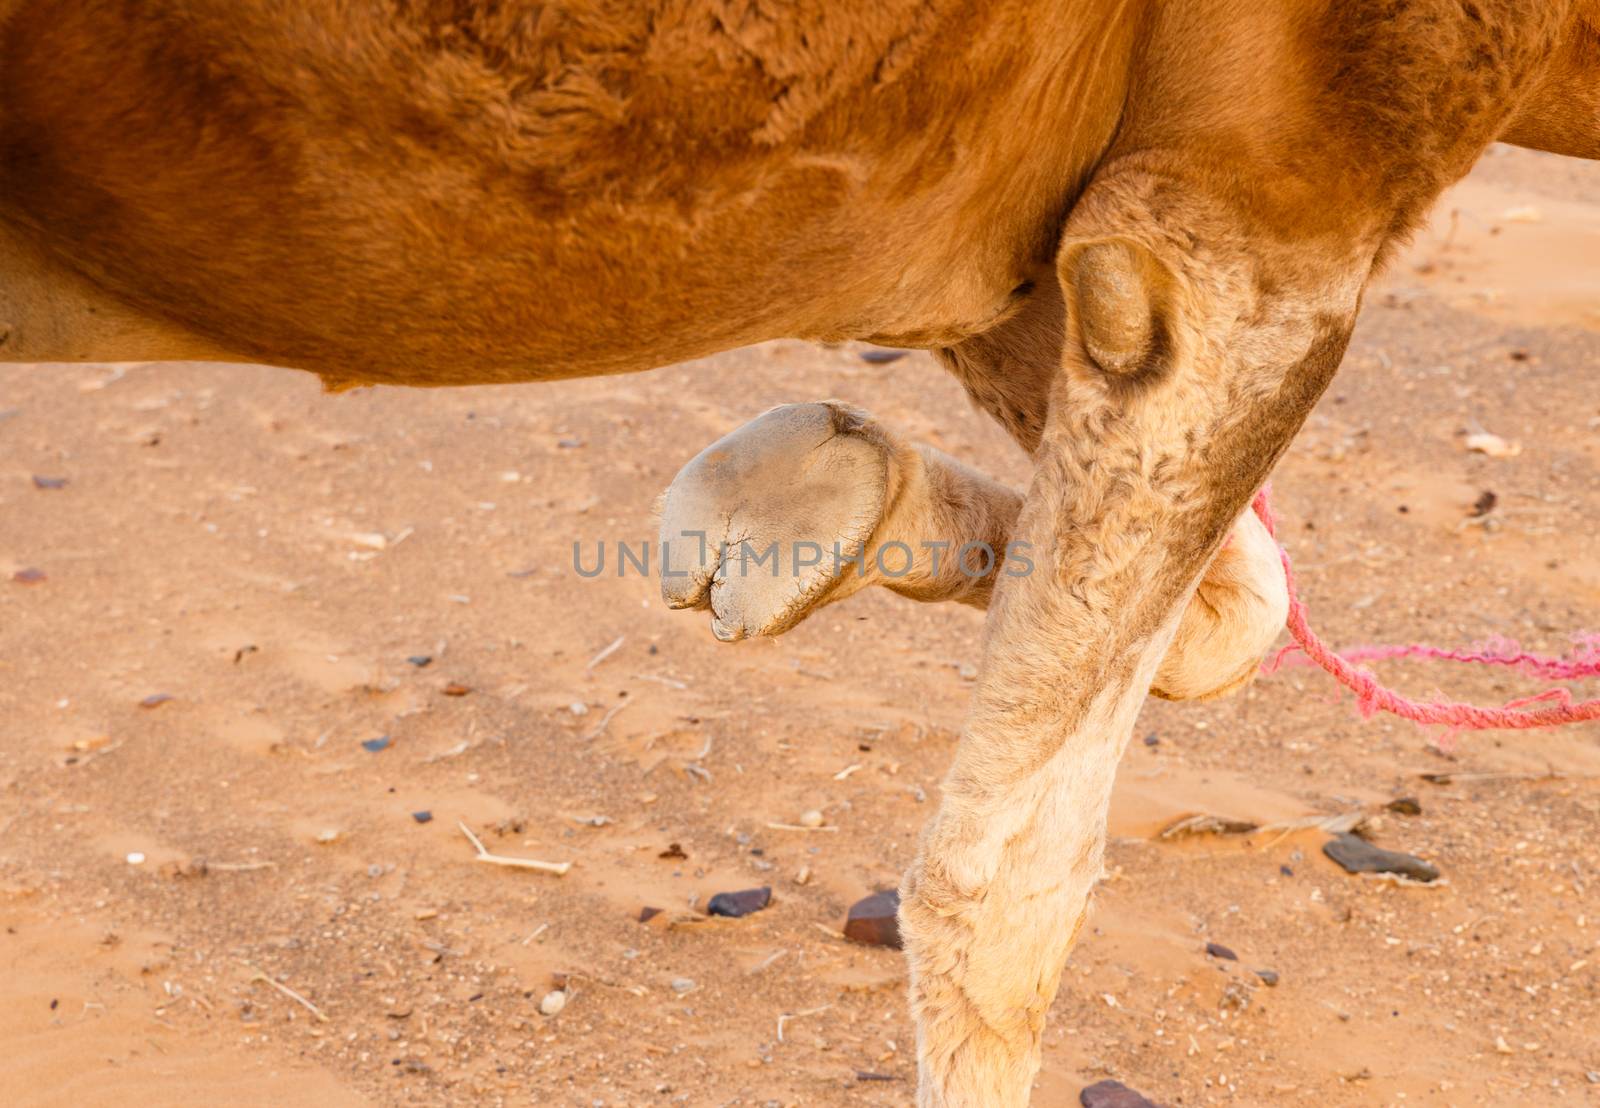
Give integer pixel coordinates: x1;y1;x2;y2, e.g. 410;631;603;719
1;145;1596;1107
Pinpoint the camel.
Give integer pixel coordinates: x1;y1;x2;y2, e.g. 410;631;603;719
3;1;1596;1103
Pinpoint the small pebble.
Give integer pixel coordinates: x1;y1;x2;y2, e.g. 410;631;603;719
32;475;68;490
125;852;146;866
568;701;590;716
441;682;471;697
1323;832;1439;882
139;693;173;709
638;906;663;924
1205;942;1238;961
411;810;433;824
670;978;695;994
858;348;908;364
538;990;567;1016
1384;796;1422;816
844;889;902;950
1464;431;1521;458
798;809;824;828
362;735;392;753
706;887;772;918
1079;1078;1165;1108
795;865;812;886
12;567;46;584
406;655;433;667
316;829;341;845
1253;968;1280;987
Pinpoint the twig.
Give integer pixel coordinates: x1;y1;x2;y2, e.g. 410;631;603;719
1255;809;1367;852
583;698;632;741
557;970;647;997
521;922;550;945
767;822;840;833
245;965;329;1023
1361;872;1450;889
748;949;789;975
1419;770;1584;785
457;821;572;876
777;1004;831;1043
586;635;625;673
1158;813;1258;840
424;740;473;763
205;861;277;872
833;764;864;781
632;672;688;690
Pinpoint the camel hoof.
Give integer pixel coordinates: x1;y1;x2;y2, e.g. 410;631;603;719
1151;507;1288;700
658;402;891;639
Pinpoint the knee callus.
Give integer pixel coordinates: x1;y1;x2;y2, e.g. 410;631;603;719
1063;237;1176;381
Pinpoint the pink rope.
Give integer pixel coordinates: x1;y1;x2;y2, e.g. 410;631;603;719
1250;486;1600;739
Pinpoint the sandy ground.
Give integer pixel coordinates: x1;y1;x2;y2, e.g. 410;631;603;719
2;145;1597;1108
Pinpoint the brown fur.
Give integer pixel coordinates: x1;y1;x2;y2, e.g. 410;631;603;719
2;2;1595;1103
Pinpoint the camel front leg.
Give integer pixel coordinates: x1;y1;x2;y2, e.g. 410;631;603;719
901;168;1389;1106
658;401;1021;640
660;400;1287;699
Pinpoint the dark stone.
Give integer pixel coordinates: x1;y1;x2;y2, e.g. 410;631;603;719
406;655;433;667
1385;796;1423;816
411;810;433;824
1254;967;1280;986
12;567;45;584
31;475;67;490
844;889;902;949
1323;832;1439;882
706;886;772;918
637;906;662;924
1471;490;1498;517
361;735;392;753
858;348;908;364
1080;1078;1168;1107
1205;942;1238;961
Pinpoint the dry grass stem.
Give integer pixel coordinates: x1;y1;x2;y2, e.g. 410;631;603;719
458;821;572;876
